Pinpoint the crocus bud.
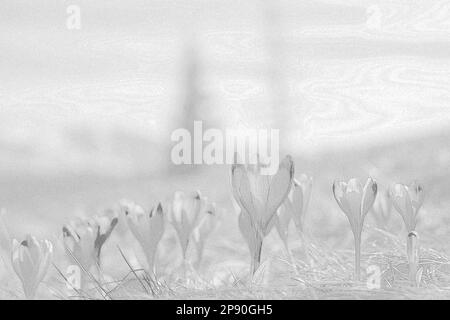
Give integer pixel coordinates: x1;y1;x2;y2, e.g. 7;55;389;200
232;155;294;239
232;155;294;274
192;202;218;268
123;202;165;274
169;191;205;260
333;178;377;238
389;182;424;233
333;177;377;280
11;235;53;299
370;188;392;230
287;175;313;234
276;174;313;249
62;214;118;270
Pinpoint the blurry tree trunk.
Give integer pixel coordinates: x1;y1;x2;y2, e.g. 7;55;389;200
170;42;214;175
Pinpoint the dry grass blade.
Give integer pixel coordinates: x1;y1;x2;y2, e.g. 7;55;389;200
52;263;87;299
65;247;111;300
117;245;150;295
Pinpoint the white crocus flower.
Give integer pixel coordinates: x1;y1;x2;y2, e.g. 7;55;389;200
231;155;294;275
11;235;53;299
287;175;313;235
389;182;424;233
62;214;118;270
370;188;393;230
169;191;205;260
333;177;377;281
192;201;218;268
276;174;313;252
123;202;165;274
389;181;425;284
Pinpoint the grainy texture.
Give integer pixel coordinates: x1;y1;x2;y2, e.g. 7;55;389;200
0;0;449;299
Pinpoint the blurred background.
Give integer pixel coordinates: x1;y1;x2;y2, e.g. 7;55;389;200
0;0;449;261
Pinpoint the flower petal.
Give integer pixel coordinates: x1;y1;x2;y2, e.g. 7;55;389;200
275;205;291;243
290;175;312;231
264;155;294;230
390;183;415;232
333;181;350;215
231;163;257;219
238;210;256;255
361;177;377;216
408;181;425;212
333;179;364;236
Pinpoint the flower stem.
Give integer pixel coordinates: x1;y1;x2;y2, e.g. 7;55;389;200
195;241;204;270
407;232;419;285
354;233;361;281
23;284;36;300
145;251;156;278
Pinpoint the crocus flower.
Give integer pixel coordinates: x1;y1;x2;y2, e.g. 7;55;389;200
389;182;424;233
11;235;53;299
389;181;425;284
370;188;392;230
169;191;207;260
333;177;377;281
276;174;313;252
192;201;218;268
62;214;118;271
231;155;294;275
122;202;165;274
286;175;313;235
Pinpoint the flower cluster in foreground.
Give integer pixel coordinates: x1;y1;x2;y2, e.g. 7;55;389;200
0;157;427;298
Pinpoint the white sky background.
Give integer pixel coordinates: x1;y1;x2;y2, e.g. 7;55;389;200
0;0;450;176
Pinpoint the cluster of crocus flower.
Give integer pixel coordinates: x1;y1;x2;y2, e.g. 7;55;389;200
169;191;217;267
0;169;428;298
231;155;294;275
62;214;118;276
332;177;426;284
121;193;219;275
